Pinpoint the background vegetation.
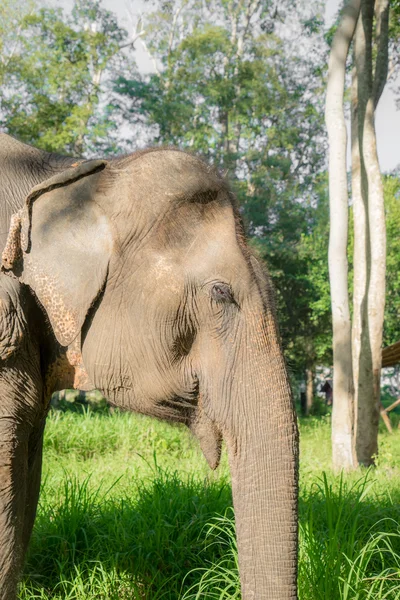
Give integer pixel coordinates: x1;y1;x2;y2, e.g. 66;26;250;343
19;402;400;599
1;0;400;597
1;0;399;382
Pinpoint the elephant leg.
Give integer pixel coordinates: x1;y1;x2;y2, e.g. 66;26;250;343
0;277;45;598
0;419;28;600
21;419;45;559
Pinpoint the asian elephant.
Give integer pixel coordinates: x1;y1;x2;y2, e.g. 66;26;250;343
0;134;298;599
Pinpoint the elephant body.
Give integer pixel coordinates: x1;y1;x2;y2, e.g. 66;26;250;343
0;275;44;598
0;134;299;599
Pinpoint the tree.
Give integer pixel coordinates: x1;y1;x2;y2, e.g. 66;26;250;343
383;175;400;346
297;184;333;412
388;0;400;101
351;0;389;466
0;0;141;155
325;0;360;470
326;0;393;469
0;1;35;88
251;175;333;414
115;0;329;393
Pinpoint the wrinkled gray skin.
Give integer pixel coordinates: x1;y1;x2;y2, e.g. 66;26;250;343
0;134;298;599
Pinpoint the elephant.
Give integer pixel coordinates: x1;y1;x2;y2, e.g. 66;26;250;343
0;133;299;599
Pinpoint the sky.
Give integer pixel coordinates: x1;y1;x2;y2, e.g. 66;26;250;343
53;0;399;171
324;0;400;173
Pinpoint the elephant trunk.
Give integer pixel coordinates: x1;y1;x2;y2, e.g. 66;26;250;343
223;338;299;598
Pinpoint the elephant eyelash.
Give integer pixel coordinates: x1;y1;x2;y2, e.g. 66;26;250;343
211;283;239;308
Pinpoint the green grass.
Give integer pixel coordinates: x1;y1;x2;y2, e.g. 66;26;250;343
19;404;400;599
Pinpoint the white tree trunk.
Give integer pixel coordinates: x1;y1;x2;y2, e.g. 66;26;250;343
353;0;388;465
325;0;360;470
351;58;370;461
328;0;389;469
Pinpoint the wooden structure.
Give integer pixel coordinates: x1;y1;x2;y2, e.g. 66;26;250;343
380;342;400;432
382;341;400;368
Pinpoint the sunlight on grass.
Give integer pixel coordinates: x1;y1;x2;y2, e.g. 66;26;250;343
299;472;400;599
19;407;400;599
181;510;240;600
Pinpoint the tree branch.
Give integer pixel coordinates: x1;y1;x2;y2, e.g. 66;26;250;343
168;2;186;57
373;0;390;108
139;37;161;76
118;30;146;51
236;0;262;60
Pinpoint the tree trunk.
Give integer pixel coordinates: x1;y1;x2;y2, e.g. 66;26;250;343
353;0;388;465
351;52;374;467
328;0;389;470
325;0;360;470
362;0;387;461
305;368;314;416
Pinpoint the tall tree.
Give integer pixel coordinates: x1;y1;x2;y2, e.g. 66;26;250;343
115;0;328;385
326;0;360;470
326;0;392;469
352;0;389;465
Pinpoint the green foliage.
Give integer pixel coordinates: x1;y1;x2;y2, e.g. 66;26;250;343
0;1;32;86
19;409;400;599
115;2;326;177
0;0;332;375
383;176;400;346
1;0;399;377
250;174;332;373
389;0;400;86
113;0;329;375
347;174;400;348
299;197;332;364
1;0;134;155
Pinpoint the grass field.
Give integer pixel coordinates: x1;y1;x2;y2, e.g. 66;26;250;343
20;399;400;599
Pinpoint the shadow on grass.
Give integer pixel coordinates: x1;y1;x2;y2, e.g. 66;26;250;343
298;472;400;600
23;468;233;599
22;468;400;599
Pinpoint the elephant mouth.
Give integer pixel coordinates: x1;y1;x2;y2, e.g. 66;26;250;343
154;392;222;470
157;395;197;420
190;405;222;470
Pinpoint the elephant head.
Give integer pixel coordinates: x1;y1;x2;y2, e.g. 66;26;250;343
2;148;298;599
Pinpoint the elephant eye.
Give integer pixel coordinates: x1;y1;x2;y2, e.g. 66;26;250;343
211;283;235;304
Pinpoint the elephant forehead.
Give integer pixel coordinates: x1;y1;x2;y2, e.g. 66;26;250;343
152;254;174;275
185;207;248;276
139;202;250;290
129;150;225;204
146;253;183;297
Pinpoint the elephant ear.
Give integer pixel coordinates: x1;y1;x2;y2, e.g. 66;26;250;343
2;159;113;347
